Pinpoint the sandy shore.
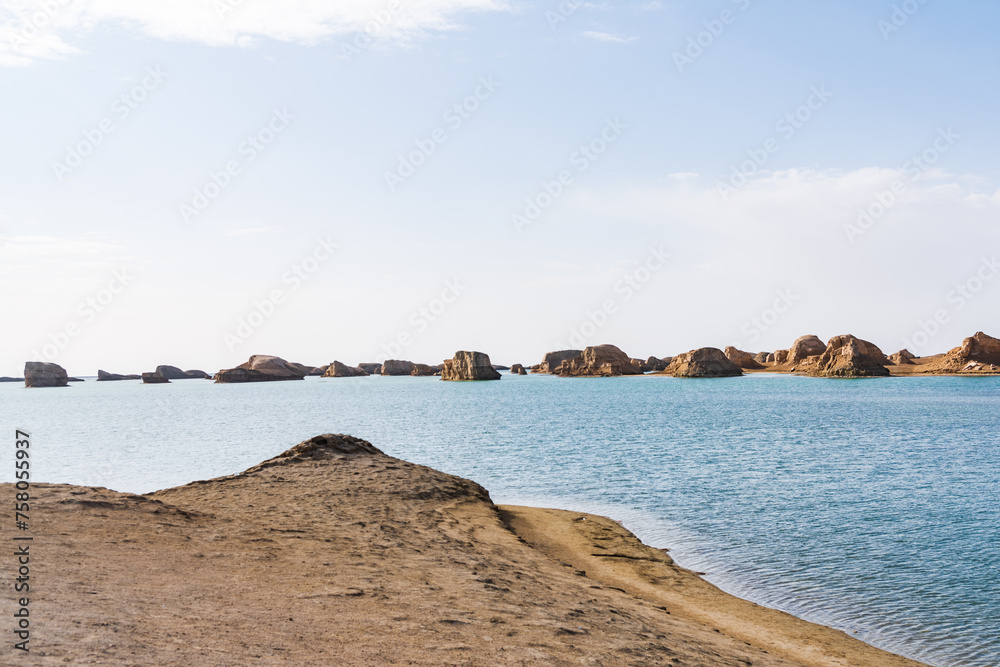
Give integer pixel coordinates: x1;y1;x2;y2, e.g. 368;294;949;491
1;434;925;666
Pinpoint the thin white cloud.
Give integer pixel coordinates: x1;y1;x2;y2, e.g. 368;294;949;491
582;30;636;43
0;0;509;66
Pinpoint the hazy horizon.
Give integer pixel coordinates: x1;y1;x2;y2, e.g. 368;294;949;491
3;0;999;377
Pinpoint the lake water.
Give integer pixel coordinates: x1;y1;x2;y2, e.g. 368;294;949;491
2;373;998;666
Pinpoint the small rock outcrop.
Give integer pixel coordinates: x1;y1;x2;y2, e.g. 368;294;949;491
753;352;770;365
492;364;510;371
663;348;742;378
97;370;141;381
323;361;369;378
380;360;415;376
646;356;668;372
142;372;170;384
530;350;583;374
358;363;382;375
952;331;1000;366
184;370;211;379
809;335;889;378
441;351;502;381
787;335;827;365
154;365;188;380
888;349;916;365
0;377;24;383
411;364;437;377
773;349;789;365
556;345;642;377
308;366;328;376
510;364;527;375
724;346;764;370
24;362;69;387
765;352;776;363
630;358;653;373
215;355;307;383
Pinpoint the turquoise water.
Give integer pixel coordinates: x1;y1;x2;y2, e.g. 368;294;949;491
2;373;998;666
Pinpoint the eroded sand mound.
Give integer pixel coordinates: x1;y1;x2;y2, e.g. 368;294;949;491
1;435;923;666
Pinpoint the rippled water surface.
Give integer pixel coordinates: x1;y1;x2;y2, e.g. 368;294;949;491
2;373;998;666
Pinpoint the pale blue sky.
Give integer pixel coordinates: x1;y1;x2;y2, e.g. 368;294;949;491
2;0;998;376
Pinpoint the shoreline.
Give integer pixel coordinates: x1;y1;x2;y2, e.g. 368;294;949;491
1;434;926;665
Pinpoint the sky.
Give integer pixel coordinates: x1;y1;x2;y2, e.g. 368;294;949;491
1;0;999;376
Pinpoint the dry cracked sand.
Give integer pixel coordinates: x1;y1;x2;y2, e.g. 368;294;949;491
0;434;926;666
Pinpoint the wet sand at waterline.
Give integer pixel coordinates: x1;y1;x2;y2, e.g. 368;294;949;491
1;434;924;666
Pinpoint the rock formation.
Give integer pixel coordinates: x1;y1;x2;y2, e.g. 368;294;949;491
0;377;24;383
663;348;742;378
24;361;69;387
184;370;211;379
952;331;1000;366
289;362;316;376
492;364;511;371
530;350;582;374
787;336;827;365
358;363;381;375
308;365;328;376
323;361;369;378
510;364;527;375
97;370;141;381
141;372;170;384
630;358;653;373
556;345;642;377
411;364;437;377
765;353;776;363
773;349;789;365
380;360;415;376
754;352;770;365
809;335;890;378
888;349;916;365
646;356;669;372
154;365;188;380
214;355;307;383
441;351;502;381
724;346;764;370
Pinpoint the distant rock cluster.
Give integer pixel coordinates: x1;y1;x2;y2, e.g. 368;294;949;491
14;331;1000;388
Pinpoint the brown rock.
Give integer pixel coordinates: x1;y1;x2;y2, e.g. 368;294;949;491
630;358;653;373
155;365;188;380
787;336;826;365
664;348;742;378
766;353;776;363
724;346;764;370
510;364;527;375
215;355;307;383
24;361;69;387
809;335;889;378
97;370;141;381
556;345;642;377
358;363;382;375
441;351;501;381
754;352;770;365
530;350;583;374
954;331;1000;366
380;360;415;376
888;349;916;365
323;361;369;378
774;349;789;365
141;372;170;384
184;370;211;379
646;356;669;372
411;364;437;377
